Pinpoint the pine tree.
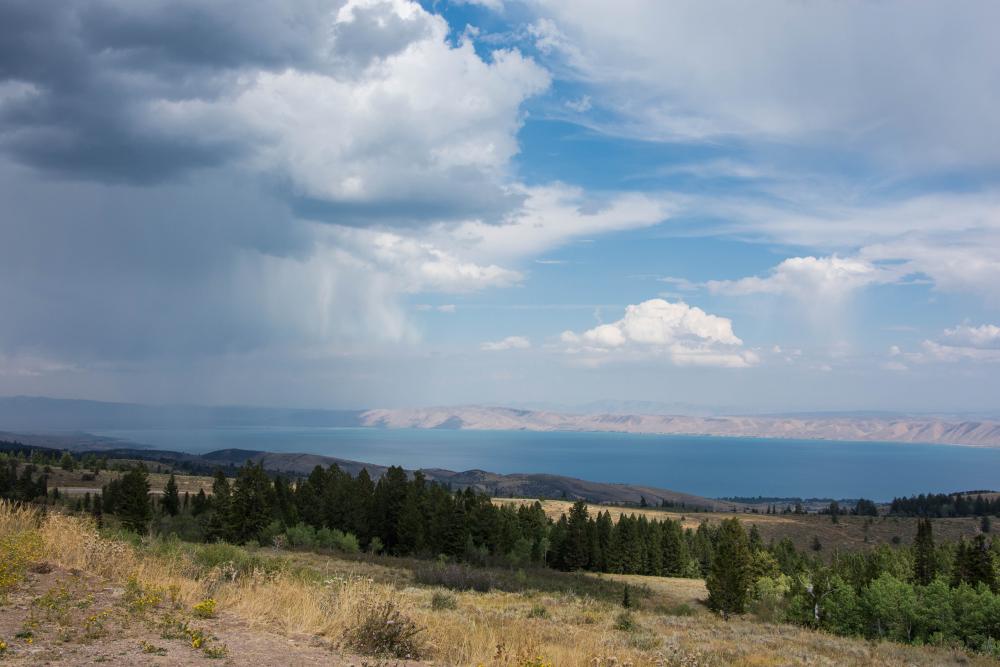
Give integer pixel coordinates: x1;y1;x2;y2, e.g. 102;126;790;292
706;518;752;617
562;500;591;570
913;518;935;585
191;488;209;515
966;534;997;591
117;465;152;533
396;472;427;555
661;518;688;576
162;474;180;516
204;470;232;541
229;462;274;544
60;451;76;471
622;584;632;608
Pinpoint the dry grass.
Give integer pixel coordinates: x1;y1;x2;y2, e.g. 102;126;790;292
1;501;995;666
27;464;215;496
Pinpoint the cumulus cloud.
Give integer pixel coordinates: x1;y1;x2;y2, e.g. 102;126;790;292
0;0;549;222
942;324;1000;349
560;299;756;367
706;256;897;301
481;335;531;351
685;189;1000;303
892;324;1000;366
0;0;555;379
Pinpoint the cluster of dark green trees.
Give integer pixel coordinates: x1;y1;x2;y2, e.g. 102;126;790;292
702;516;1000;654
0;459;48;501
98;462;552;566
547;500;713;577
890;491;1000;518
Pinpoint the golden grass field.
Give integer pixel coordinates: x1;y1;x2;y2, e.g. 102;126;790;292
1;500;996;666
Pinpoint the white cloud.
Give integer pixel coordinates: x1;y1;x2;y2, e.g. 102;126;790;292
565;95;592;112
156;0;550;221
918;340;1000;364
687;190;1000;303
443;183;675;261
527;1;1000;169
893;324;1000;365
560;298;756;367
415;304;457;313
481;335;531;351
942;324;1000;349
706;255;897;301
451;0;504;10
338;227;523;292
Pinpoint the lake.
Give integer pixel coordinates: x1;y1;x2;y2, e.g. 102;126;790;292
93;427;1000;501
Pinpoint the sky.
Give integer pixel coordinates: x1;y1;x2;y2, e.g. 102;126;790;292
1;0;1000;413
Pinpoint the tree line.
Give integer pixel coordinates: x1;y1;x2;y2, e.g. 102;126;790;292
890;491;1000;518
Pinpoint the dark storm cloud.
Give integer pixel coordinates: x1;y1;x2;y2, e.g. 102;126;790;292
0;0;546;389
0;0;337;183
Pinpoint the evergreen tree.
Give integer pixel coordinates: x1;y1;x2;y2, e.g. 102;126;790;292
117;465;152;533
396;471;427;555
60;451;76;471
961;534;997;591
372;466;409;553
706;518;752;617
191;488;209;516
204;470;232;541
913;518;935;585
562;500;591;570
162;473;180;516
661;518;688;576
228;462;274;544
593;510;614;572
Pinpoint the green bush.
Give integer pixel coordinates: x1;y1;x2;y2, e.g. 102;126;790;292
284;523;316;548
430;592;457;611
527;603;548;618
314;527;360;553
614;610;636;632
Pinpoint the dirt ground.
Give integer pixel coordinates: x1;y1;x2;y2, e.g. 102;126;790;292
0;563;422;666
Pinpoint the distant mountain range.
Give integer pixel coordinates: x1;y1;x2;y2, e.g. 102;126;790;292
3;395;1000;447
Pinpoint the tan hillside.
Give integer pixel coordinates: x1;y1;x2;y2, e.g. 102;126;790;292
360;406;1000;447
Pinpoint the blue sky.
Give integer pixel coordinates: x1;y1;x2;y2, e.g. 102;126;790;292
1;0;999;413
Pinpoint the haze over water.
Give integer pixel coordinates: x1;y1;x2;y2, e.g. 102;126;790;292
95;427;1000;501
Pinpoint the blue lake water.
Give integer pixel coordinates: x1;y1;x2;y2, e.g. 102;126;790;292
93;427;1000;501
